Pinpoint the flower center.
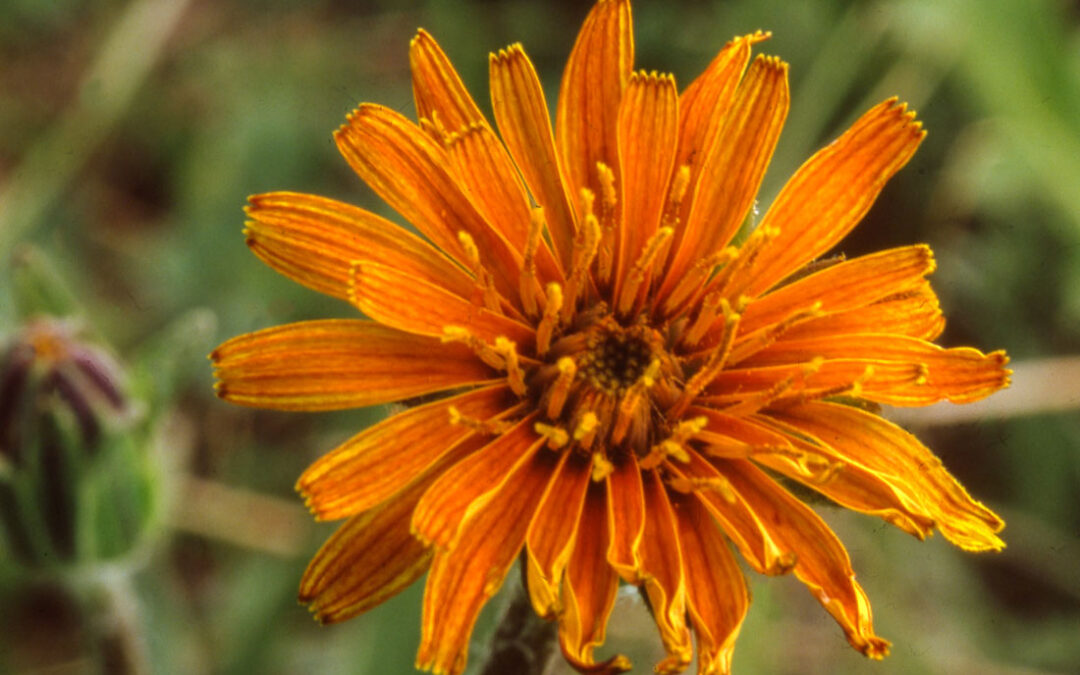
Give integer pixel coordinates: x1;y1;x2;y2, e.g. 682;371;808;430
579;322;655;396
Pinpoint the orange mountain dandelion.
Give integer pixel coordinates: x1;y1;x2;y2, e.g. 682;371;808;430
211;1;1009;673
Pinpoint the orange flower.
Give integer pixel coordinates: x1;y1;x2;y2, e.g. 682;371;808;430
211;1;1009;673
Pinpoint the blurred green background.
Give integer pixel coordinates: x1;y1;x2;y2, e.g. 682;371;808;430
1;0;1078;673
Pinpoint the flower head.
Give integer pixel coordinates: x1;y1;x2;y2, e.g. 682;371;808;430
211;1;1009;673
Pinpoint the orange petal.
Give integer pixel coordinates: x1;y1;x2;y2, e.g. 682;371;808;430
605;452;645;580
416;449;561;675
613;71;678;304
335;104;524;300
211;320;496;411
525;453;593;617
739;245;936;335
674;449;794;576
350;260;535;348
245;191;475;303
781;281;944;343
671;494;748;675
639;471;692;673
297;385;513;520
743;98;925;296
556;0;633;202
660;55;789;306
770;401;1005;551
674;32;763;184
411;412;543;548
299;472;433;624
702;360;925;407
746;414;938;540
410;29;485;132
559;484;628;672
490;45;578;266
444;124;563;283
719;459;891;659
739;334;1010;404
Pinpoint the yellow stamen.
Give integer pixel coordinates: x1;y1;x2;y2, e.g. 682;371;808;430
670;303;741;419
617;226;673;316
441;326;504;369
545;356;577;419
573;411;598;444
536;282;563;357
667;474;736;503
494;337;528;397
663;246;738;319
562;194;602;324
595;162;618;285
519;208;546;319
448;405;513;435
682;293;726;349
726;302;823;365
458;230;501;312
591;452;614;482
534;422;569;450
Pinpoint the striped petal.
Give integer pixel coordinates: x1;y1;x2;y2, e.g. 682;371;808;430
770;401;1005;551
525;453;593;617
660;55;789;307
557;0;633;204
211;320;495;411
742;98;925;296
335;104;524;300
417;449;560;675
350;261;535;348
411;413;542;548
673;494;748;675
245;191;475;302
605;451;645;580
490;44;578;266
559;484;628;673
410;29;485;132
639;470;692;672
613;71;678;306
720;459;891;658
297;385;513;520
739;245;936;335
299;473;433;624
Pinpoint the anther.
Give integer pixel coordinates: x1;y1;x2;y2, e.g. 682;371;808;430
536;283;563;357
448;405;512;435
545;357;577;419
667;475;736;503
663;246;738;318
458;230;501;312
562;196;602;324
726;302;823;366
591;453;614;482
682;293;726;349
494;337;528;397
442;326;505;369
534;422;569;450
617;226;674;316
572;411;598;445
595;162;618;285
670;303;741;419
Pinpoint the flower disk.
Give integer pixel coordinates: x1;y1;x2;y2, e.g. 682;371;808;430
211;2;1010;674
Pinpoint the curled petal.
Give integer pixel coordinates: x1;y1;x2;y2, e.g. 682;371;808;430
299;474;433;624
410;29;485;132
771;401;1005;551
417;449;561;675
719;459;891;659
639;470;692;672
